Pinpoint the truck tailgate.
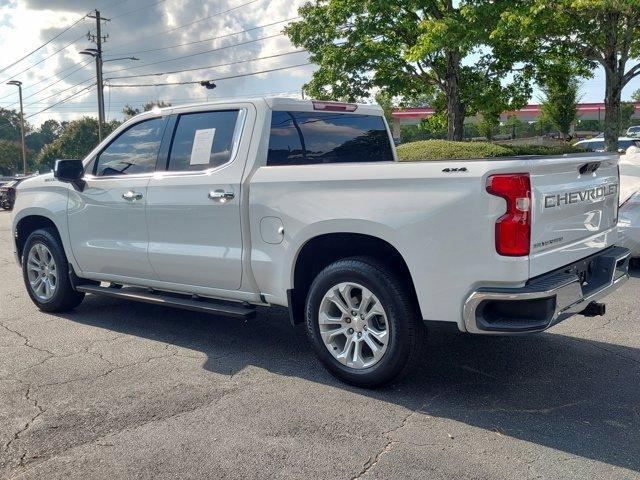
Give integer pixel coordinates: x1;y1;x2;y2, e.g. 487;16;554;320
529;154;620;277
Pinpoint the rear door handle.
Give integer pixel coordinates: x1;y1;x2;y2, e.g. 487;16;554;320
208;189;234;203
122;190;143;201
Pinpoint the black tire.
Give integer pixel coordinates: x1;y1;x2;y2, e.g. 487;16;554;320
22;228;85;312
305;256;426;388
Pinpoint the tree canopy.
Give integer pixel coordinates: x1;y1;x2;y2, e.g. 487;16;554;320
285;0;531;140
122;101;172;119
0;108;24;143
496;0;640;150
539;62;580;138
36;117;121;172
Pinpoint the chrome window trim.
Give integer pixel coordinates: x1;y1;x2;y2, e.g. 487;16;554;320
158;107;247;178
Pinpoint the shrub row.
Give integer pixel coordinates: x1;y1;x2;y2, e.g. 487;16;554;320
396;140;585;162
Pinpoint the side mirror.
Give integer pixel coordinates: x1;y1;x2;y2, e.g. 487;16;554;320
54;159;85;190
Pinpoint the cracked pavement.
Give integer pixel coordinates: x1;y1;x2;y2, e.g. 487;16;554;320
0;211;639;479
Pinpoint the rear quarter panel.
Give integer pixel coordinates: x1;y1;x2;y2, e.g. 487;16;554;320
249;160;533;327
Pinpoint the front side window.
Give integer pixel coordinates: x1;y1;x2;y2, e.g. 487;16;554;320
167;110;240;171
95;118;164;176
267;111;393;166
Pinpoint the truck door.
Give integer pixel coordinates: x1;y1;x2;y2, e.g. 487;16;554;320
145;105;252;291
67;116;166;280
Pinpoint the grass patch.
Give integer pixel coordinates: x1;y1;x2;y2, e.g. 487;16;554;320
396;140;585;161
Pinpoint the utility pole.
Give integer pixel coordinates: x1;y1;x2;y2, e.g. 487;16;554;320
81;10;138;142
7;80;26;175
85;10;109;141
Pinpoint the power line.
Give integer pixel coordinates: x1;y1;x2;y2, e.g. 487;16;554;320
109;0;168;19
0;14;87;75
99;0;129;11
107;62;312;87
104;32;283;75
106;16;298;57
25;90;299;112
0;32;86;84
0;59;93;102
4;61;93;108
106;49;307;80
24;77;95;109
26;84;96;119
106;0;262;51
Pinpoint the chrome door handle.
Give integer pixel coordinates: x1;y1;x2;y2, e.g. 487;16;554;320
208;189;235;203
122;190;143;201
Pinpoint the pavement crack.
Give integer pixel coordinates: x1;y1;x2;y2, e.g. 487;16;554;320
3;385;45;463
351;399;430;480
0;321;55;357
352;438;398;480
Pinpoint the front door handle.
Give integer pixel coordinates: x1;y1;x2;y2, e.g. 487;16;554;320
208;189;234;203
122;190;143;201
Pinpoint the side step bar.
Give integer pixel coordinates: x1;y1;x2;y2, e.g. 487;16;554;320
75;284;256;319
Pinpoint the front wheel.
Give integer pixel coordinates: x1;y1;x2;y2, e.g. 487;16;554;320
305;257;425;388
22;229;85;312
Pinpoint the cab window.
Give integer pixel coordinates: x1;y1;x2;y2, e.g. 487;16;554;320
94;118;164;176
166;110;240;172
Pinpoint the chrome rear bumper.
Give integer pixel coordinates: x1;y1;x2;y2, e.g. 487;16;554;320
463;246;630;334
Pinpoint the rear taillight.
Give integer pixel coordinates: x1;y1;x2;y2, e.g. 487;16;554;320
486;173;531;257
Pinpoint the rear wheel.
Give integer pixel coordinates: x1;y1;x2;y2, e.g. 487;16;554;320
305;257;425;388
22;229;84;312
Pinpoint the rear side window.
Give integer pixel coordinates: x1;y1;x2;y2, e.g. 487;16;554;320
167;110;239;171
95;118;164;176
267;111;393;166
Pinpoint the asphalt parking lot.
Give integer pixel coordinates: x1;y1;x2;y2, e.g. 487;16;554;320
0;210;639;480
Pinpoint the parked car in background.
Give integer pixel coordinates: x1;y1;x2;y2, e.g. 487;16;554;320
0;178;27;210
618;145;640;260
574;136;640;152
626;125;640;138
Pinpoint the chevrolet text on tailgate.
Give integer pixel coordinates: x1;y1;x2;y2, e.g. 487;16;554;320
11;98;630;387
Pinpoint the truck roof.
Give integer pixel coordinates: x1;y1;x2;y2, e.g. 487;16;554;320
159;97;384;116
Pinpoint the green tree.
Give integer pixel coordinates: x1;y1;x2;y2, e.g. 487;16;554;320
620;101;636;131
285;0;531;141
25;119;64;155
539;63;580;139
419;112;448;139
0;140;28;175
0;108;24;142
36;117;120;172
122;100;171;119
501;115;529;139
497;0;640;151
374;90;394;125
633;89;640;102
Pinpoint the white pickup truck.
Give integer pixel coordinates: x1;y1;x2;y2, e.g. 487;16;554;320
11;98;630;387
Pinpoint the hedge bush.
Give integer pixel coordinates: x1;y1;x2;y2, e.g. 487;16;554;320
396;140;585;162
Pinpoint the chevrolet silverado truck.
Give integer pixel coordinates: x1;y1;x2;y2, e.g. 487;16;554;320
11;98;630;387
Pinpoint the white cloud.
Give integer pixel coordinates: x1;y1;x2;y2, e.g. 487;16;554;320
0;0;313;126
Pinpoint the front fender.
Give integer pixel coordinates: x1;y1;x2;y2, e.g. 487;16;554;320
11;183;76;271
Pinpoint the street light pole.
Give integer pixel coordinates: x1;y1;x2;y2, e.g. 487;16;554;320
81;50;139;140
7;80;27;175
